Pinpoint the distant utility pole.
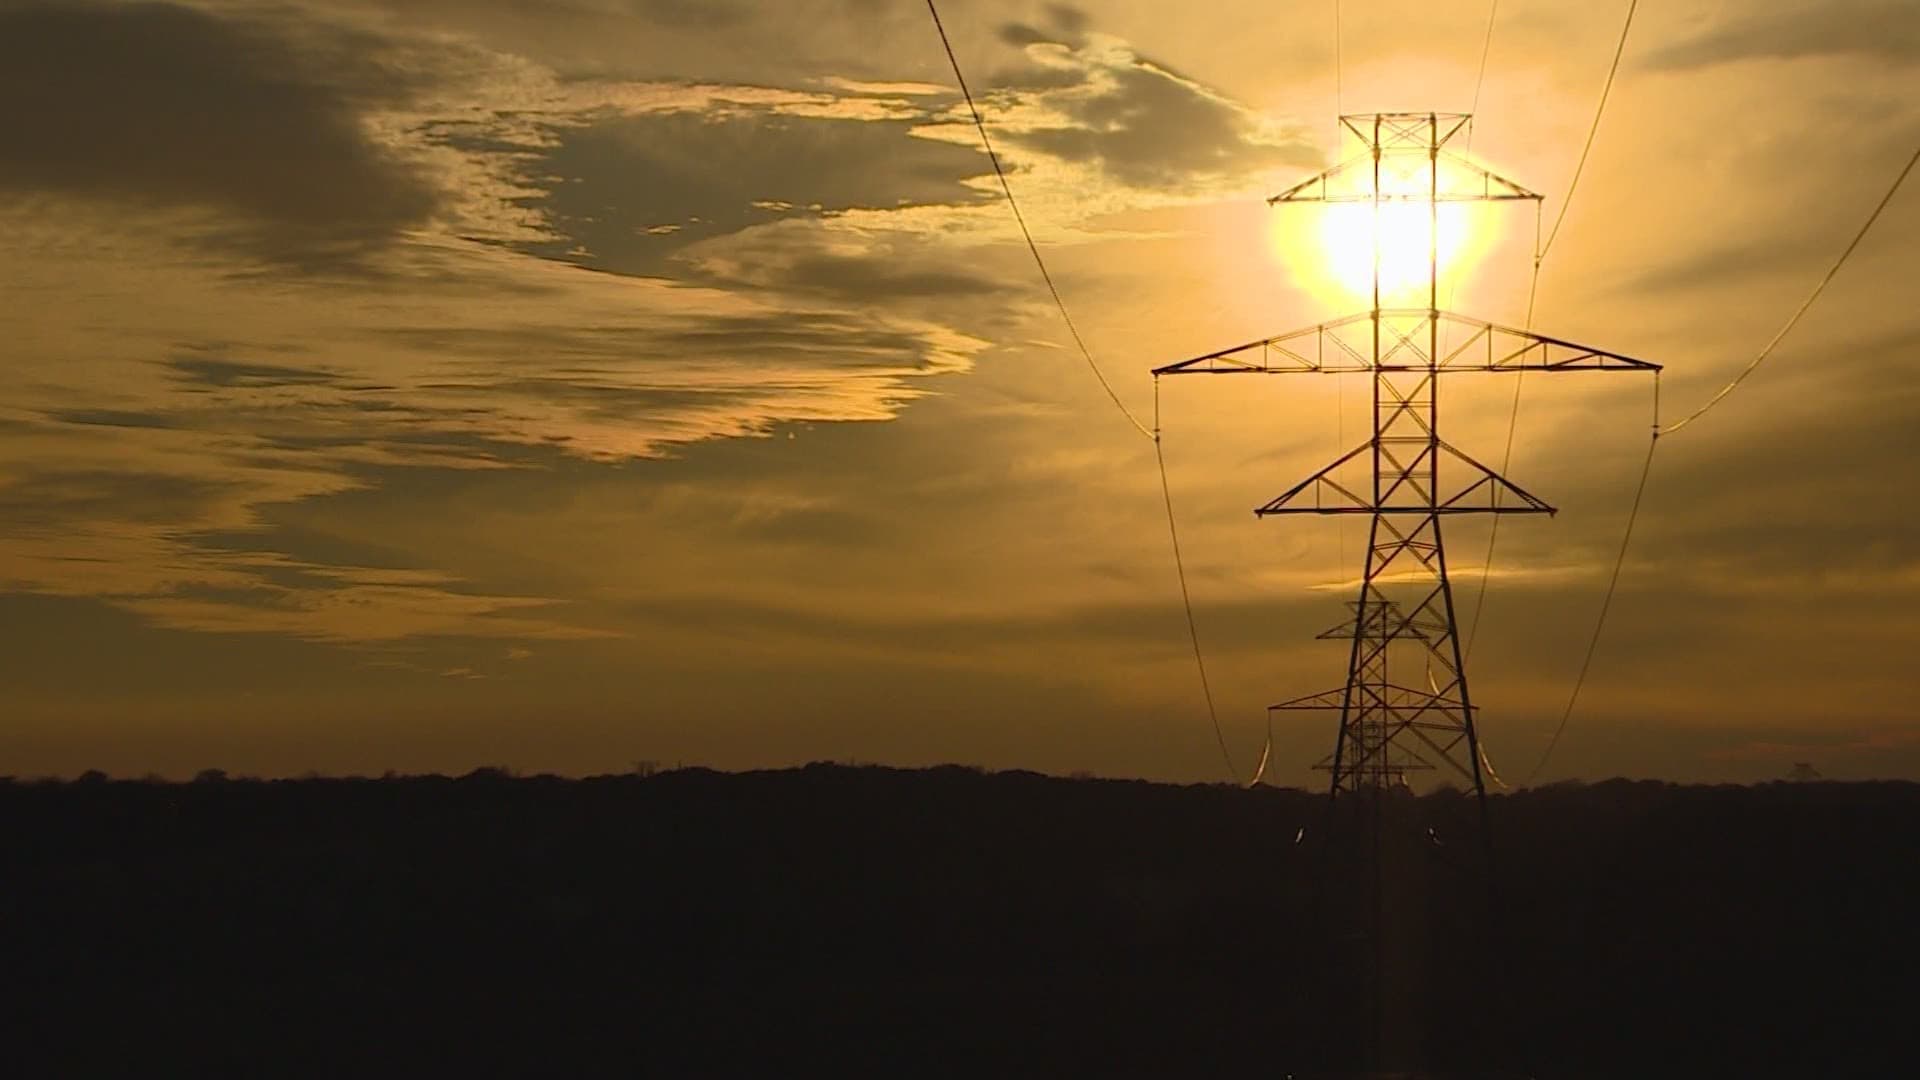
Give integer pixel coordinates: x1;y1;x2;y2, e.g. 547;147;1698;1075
1154;113;1660;806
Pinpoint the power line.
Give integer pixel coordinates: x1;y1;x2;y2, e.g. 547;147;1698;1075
1437;1;1504;609
1154;435;1238;779
1465;0;1638;660
1334;0;1344;115
1468;0;1500;120
1521;139;1917;783
1541;0;1639;261
1156;380;1266;786
923;0;1153;440
1451;0;1642;781
1438;0;1502;378
1524;383;1658;785
1462;157;1542;662
925;1;1247;784
1660;144;1920;436
1525;139;1918;779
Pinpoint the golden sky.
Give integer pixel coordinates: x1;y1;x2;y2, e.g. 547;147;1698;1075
2;0;1917;783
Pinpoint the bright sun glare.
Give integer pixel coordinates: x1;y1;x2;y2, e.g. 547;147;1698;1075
1268;156;1492;306
1316;201;1475;301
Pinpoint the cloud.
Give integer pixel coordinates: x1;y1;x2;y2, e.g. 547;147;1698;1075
1706;727;1920;763
169;357;348;389
0;202;992;645
768;253;1017;300
1605;131;1919;298
986;22;1319;190
818;76;950;97
1642;0;1920;69
0;415;609;646
0;468;239;529
0;1;445;266
517;106;994;276
336;0;965;90
0;0;1038;652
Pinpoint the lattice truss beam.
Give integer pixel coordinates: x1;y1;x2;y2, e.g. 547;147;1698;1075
1151;310;1660;376
1272;589;1480;787
1272;507;1491;791
1256;438;1552;516
1267;113;1538;204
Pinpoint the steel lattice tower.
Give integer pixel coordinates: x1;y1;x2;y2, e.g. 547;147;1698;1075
1154;113;1660;804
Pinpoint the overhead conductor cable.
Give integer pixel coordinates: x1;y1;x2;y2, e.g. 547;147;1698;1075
925;0;1264;785
1466;0;1639;664
1527;142;1918;783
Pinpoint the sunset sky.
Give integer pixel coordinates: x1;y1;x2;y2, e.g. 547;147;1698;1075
3;0;1916;784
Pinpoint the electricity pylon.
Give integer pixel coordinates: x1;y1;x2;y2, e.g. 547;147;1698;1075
1154;113;1659;804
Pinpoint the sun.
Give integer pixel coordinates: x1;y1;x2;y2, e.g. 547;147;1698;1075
1272;199;1480;306
1267;155;1494;307
1320;200;1477;301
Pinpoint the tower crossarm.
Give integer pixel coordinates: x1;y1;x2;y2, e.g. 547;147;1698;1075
1270;683;1476;714
1152;311;1661;376
1438;313;1662;372
1255;438;1555;516
1266;112;1539;205
1268;151;1539;204
1285;687;1477;786
1315;599;1448;642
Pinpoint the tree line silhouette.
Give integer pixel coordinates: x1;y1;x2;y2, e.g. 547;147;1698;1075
4;764;1912;1075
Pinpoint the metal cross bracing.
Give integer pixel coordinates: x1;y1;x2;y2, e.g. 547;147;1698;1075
1268;598;1470;788
1152;112;1659;803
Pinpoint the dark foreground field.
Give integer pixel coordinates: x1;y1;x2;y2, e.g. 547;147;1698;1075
4;766;1914;1076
